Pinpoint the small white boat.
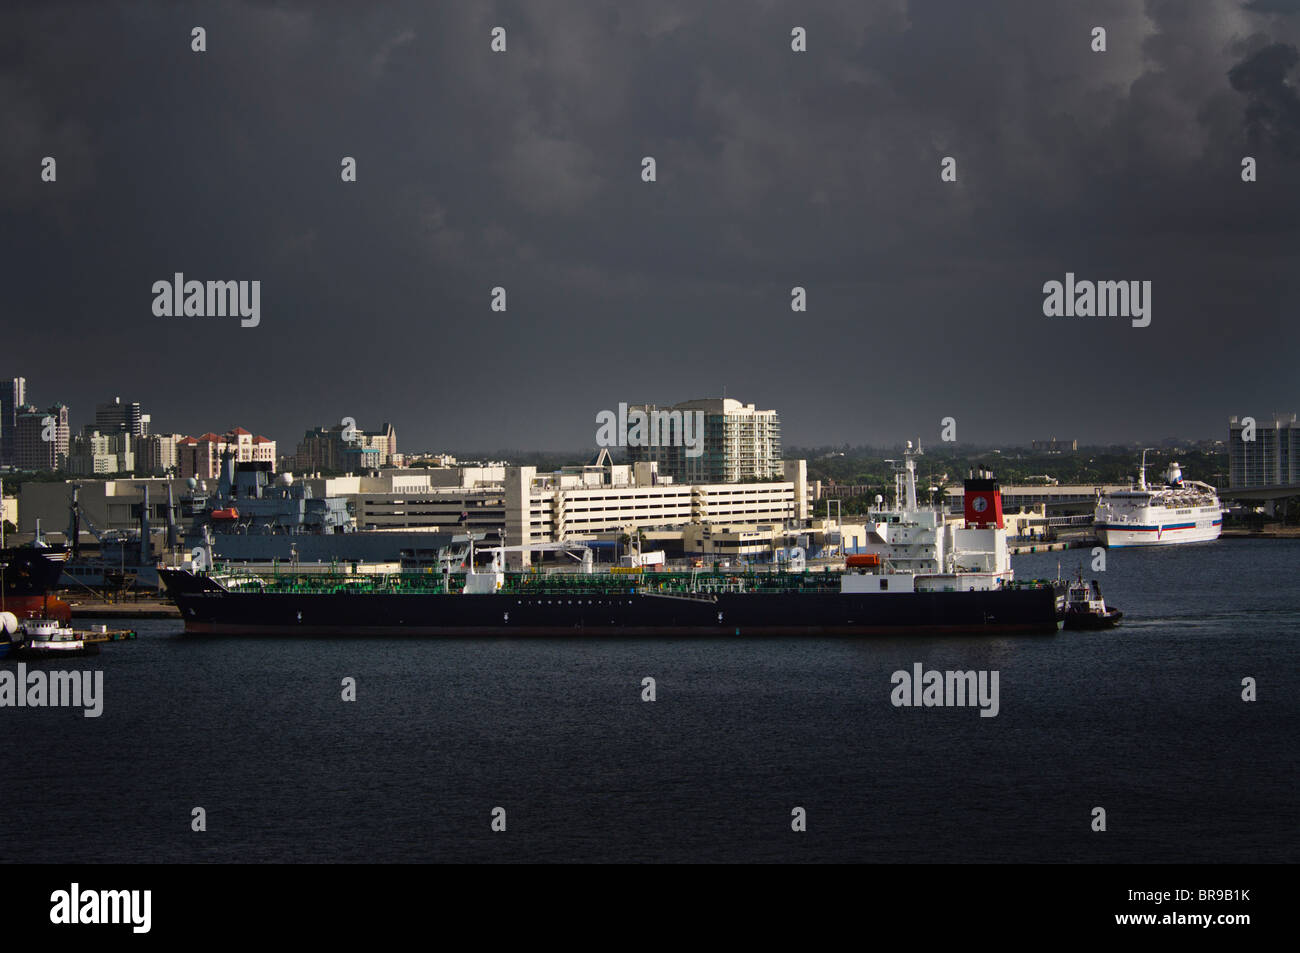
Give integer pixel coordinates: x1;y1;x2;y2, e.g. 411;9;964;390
13;618;98;659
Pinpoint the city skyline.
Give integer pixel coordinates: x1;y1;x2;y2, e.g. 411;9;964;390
0;370;1275;465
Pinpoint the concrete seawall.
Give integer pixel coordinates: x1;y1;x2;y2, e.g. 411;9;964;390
68;599;180;619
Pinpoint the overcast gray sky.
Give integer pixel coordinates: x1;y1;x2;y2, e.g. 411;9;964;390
3;0;1298;453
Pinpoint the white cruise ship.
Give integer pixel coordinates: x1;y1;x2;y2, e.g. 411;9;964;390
1095;452;1224;547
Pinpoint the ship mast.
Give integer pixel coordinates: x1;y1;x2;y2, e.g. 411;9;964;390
1137;448;1156;491
904;442;918;512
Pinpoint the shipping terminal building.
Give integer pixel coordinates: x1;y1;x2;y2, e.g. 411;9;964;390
17;456;810;568
16;396;815;567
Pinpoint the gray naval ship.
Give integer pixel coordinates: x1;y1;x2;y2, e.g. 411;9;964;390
59;453;452;590
180;454;452;567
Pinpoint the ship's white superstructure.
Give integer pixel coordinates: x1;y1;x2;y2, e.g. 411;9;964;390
839;446;1016;594
1095;452;1224;548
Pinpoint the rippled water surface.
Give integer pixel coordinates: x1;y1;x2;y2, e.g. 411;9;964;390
2;539;1295;862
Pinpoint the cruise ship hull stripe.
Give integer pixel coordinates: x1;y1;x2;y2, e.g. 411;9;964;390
1095;519;1221;532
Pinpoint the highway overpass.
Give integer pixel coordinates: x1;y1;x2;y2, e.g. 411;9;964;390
945;484;1128;512
1219;484;1300;502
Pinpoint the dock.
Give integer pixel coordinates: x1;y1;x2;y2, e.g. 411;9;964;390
1007;535;1099;555
1220;526;1300;538
78;626;139;643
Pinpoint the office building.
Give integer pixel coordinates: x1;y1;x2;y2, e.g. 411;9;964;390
295;421;397;472
15;403;69;471
137;433;184;476
67;430;135;475
95;397;149;437
1229;414;1299;488
0;377;26;466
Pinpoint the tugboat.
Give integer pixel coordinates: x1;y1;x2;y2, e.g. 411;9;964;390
1062;573;1123;630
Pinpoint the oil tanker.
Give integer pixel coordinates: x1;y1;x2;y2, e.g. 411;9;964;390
160;450;1067;636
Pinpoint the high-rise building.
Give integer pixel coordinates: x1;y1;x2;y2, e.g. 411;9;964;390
15;403;69;471
67;430;135;475
136;433;184;476
95;396;149;437
0;377;26;466
1229;414;1299;488
626;397;783;484
295;421;397;472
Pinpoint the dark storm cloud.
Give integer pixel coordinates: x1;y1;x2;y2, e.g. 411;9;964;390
1229;42;1300;158
1;0;1297;453
1243;0;1300;14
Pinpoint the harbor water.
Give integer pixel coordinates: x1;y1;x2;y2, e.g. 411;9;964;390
1;539;1295;863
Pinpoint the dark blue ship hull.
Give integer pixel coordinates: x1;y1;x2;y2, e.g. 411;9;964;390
2;547;67;598
160;570;1065;636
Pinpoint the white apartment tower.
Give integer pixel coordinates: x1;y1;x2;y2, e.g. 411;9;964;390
1229;413;1299;488
626;397;784;483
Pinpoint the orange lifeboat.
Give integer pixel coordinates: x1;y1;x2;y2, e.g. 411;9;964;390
845;553;881;568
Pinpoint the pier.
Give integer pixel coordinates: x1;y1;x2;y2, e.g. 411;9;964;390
79;626;139;643
1007;538;1097;555
1220;526;1300;538
1007;530;1099;555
